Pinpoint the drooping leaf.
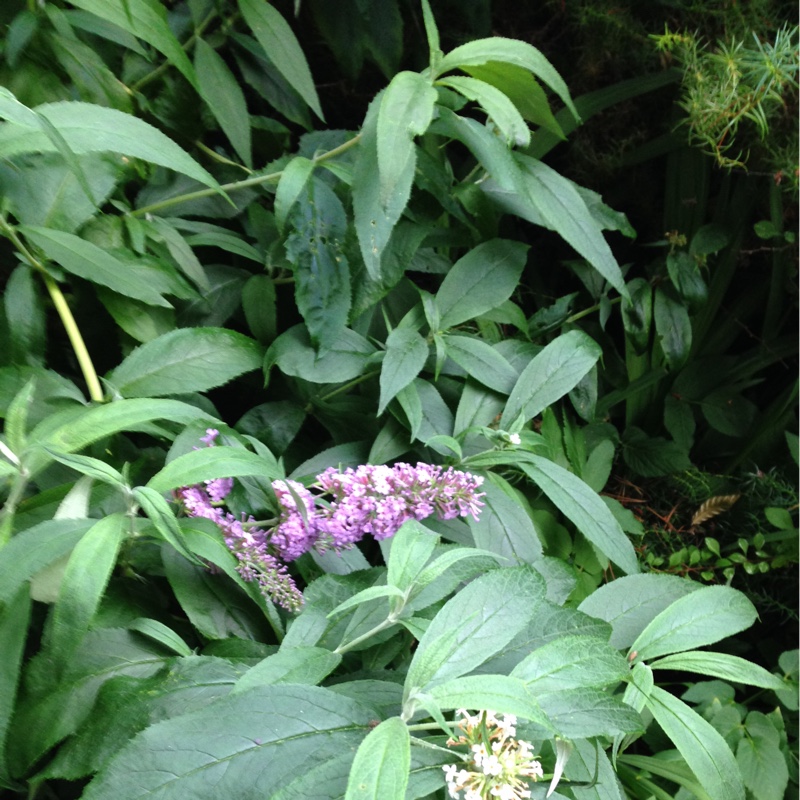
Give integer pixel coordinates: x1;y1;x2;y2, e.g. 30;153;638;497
66;0;199;89
435;37;578;120
20;226;173;308
44;514;126;673
645;685;745;800
195;38;252;167
631;585;757;662
578;573;702;650
650;651;787;691
107;328;262;397
238;0;324;119
500;330;601;428
81;685;376;800
0;101;217;188
443;334;517;395
377;71;437;205
286;177;351;349
519;457;640;575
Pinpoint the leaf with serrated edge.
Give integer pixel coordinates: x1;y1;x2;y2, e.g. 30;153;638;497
80;685;376;800
345;717;409;800
630;585;757;662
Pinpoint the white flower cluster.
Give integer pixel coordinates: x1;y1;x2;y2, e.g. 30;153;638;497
443;709;543;800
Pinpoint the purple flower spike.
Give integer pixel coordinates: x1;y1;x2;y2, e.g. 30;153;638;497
270;480;320;561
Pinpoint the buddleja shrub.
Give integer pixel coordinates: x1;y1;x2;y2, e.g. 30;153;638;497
0;1;795;799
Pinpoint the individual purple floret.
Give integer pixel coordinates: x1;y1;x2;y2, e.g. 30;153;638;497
270;479;320;561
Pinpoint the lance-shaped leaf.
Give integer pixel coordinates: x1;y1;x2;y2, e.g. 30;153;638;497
519;457;639;575
274;156;314;233
107;328;262;397
404;566;545;697
630;585;757;662
500;330;601;428
147;446;280;493
654;286;692;370
44;514;125;673
437;75;529;147
234;647;342;693
195;38;252;167
286;177;351;349
66;0;198;89
238;0;323;119
21;226;172;308
378;327;429;415
0;101;217;188
436;37;578;120
377;71;437;205
443;334;517;394
436;239;529;330
80;685;376;800
650;651;787;691
345;717;409;800
645;685;745;800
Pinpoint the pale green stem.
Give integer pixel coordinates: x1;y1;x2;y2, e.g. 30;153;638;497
333;615;397;655
130;133;362;218
1;221;104;403
195;141;253;174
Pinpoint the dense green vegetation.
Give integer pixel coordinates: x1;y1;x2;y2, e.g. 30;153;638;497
0;1;796;798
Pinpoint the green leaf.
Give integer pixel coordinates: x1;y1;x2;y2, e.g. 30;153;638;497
510;634;629;692
107;328;262;397
345;717;409;800
195;38;252;167
436;239;529;329
286;177;351;350
43;514;125;671
274;156;314;234
352;93;413;278
515;155;627;296
133;486;199;565
43;448;127;488
436;37;578;121
20;226;172;308
443;334;517;394
327;584;406;618
650;651;787;691
66;0;198;90
379;328;429;415
4;266;43;367
28;399;218;476
81;685;375;800
266;325;375;384
242;275;278;345
463;62;565;139
578;573;701;650
654;286;691;370
538;687;643;738
386;520;439;593
404;566;545;696
437;76;529;147
0;152;121;233
423;675;549;727
621;277;653;354
667;251;707;312
233;647;342;692
622;426;692;478
0;586;31;786
519;456;640;575
500;330;601;428
631;585;757;662
736;711;789;800
0;101;217;188
645;685;745;800
127;618;192;657
377;71;437;205
238;0;323;120
148;446;279;494
467;475;542;564
0;519;93;607
43;655;245;781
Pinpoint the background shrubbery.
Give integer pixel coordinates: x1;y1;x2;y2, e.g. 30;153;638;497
0;1;796;799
